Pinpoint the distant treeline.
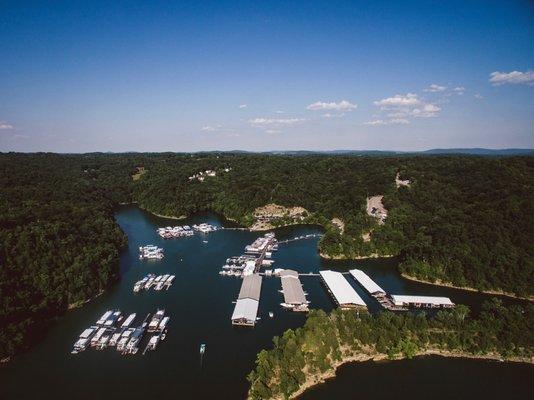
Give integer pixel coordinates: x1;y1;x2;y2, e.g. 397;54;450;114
1;152;533;358
247;300;534;400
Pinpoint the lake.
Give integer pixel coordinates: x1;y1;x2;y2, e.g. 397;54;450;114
1;205;532;399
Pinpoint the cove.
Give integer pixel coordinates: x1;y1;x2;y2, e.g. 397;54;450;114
0;205;530;400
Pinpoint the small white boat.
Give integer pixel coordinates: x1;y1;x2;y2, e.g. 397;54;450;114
269;312;274;318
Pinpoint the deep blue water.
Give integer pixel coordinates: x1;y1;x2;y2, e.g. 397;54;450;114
1;205;531;399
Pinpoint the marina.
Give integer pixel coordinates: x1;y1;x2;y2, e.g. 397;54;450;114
219;233;278;277
279;269;309;312
133;274;175;292
157;223;218;239
349;269;454;310
4;206;529;400
319;270;367;309
231;274;263;327
71;308;169;356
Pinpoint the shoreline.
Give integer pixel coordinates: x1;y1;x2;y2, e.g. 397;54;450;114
400;273;534;302
68;290;104;310
291;350;533;400
320;252;395;260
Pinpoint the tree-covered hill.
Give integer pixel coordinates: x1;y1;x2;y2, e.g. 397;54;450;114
0;153;131;358
247;300;534;400
1;152;533;358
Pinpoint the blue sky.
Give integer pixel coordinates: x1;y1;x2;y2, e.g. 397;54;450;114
0;0;533;152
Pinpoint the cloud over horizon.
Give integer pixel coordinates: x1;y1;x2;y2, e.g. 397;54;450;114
489;70;534;86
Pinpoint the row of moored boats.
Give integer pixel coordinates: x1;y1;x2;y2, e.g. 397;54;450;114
157;223;218;239
139;245;164;260
219;233;278;277
71;309;169;355
133;274;175;292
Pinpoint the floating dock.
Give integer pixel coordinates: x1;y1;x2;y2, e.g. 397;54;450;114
231;274;262;326
319;270;367;309
390;295;454;309
349;269;386;296
279;269;309;312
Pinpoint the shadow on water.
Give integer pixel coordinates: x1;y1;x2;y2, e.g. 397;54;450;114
298;356;534;400
1;204;531;400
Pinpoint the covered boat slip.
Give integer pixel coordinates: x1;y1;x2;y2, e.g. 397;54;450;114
238;273;262;300
280;269;308;311
390;295;454;308
231;298;260;327
349;269;386;296
319;270;367;309
232;274;263;326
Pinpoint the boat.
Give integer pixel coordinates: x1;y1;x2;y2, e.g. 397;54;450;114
200;344;206;354
96;310;113;325
116;328;135;352
72;326;98;353
146;334;161;352
148;309;165;332
121;313;136;329
269;312;274;318
158;316;170;332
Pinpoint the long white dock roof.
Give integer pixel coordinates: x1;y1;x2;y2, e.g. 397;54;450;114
238;274;262;301
349;269;385;294
391;295;454;306
231;298;259;323
280;269;307;305
319;270;366;307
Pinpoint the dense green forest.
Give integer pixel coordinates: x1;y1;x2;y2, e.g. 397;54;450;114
0;154;132;358
1;152;533;358
247;300;534;400
131;153;534;296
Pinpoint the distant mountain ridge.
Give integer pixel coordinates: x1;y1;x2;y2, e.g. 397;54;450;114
258;148;534;156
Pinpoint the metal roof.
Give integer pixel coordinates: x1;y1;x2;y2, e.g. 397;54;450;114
349;269;385;294
238;274;262;301
280;269;307;305
391;295;454;306
319;270;366;307
231;298;259;322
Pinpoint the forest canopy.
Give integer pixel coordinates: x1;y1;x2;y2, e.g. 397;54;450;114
1;152;533;358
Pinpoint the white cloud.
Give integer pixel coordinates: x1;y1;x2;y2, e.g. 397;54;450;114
372;92;441;122
374;93;420;108
453;86;466;94
201;125;216;132
248;117;305;126
322;113;345;118
238;104;247;109
489;70;534;86
275;110;285;114
265;129;281;134
306;100;357;111
411;103;441;118
364;118;410;126
474;93;483;99
424;84;446;92
0;121;14;130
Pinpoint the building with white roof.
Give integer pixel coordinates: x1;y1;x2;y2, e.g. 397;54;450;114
349;269;386;296
319;270;367;309
390;295;454;308
280;269;309;311
232;274;263;326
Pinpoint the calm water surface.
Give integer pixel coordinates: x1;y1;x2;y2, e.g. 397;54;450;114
1;205;532;399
